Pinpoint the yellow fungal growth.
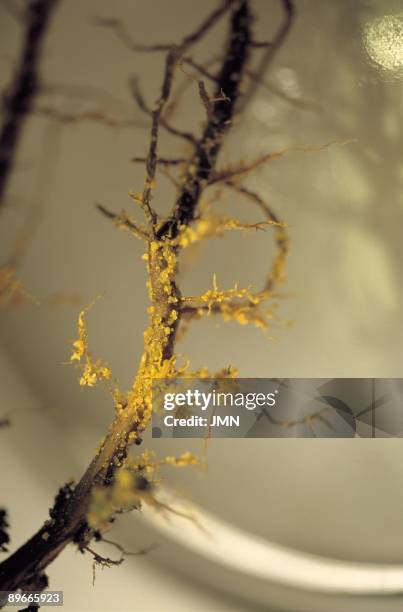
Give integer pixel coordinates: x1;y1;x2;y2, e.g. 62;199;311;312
73;146;287;532
112;389;127;415
70;309;87;361
215;365;238;378
270;227;288;285
125;450;198;475
174;214;282;248
220;298;275;329
117;237;182;433
70;305;112;387
87;469;140;530
126;450;157;477
79;362;112;387
87;463;196;531
163;451;198;467
181;273;277;330
200;274;250;307
185;274;265;316
129;191;145;205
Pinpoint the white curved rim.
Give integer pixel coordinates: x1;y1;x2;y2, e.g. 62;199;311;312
140;490;403;595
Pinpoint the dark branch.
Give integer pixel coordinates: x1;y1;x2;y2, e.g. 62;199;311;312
130;77;197;145
96;203;149;240
0;510;10;553
94;0;235;54
181;57;218;82
0;0;59;207
131;156;186;166
0;0;295;596
157;0;252;239
140;48;180;232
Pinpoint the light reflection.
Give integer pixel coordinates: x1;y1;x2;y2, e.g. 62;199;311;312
363;14;403;76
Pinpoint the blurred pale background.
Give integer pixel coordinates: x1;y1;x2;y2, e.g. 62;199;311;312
1;0;403;610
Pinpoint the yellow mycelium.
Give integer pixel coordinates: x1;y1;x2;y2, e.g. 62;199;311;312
80;217;280;528
70;307;112;387
163;451;198;467
182;273;276;330
87;451;199;531
122;238;182;433
173;214;281;249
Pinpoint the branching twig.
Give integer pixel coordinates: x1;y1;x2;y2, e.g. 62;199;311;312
139;48;180;233
132;156;186;166
224;181;287;291
32;105;145;129
130;77;197;145
101;537;158;558
157;1;252;239
210;139;353;184
94;0;235;54
96;204;149;241
0;0;297;596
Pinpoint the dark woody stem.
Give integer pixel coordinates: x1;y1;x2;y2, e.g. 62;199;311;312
0;0;253;595
0;0;59;207
157;0;252;239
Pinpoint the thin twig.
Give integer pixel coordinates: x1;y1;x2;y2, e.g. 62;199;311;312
240;0;295;111
96;203;149;241
210;139;353;184
130;77;196;145
181;56;218;81
139;48;180;232
101;537;158;557
32;106;145;129
225;181;287;291
131;156;186;166
94;0;235;54
157;0;252;239
7;119;61;268
163;55;222;120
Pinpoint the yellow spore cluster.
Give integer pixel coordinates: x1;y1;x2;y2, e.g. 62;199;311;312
70;307;112;387
87;453;199;531
126;449;198;472
219;296;274;329
183;274;275;329
174;215;280;248
87;469;141;530
126;450;156;477
163;451;198;467
200;273;251;308
121;239;183;433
